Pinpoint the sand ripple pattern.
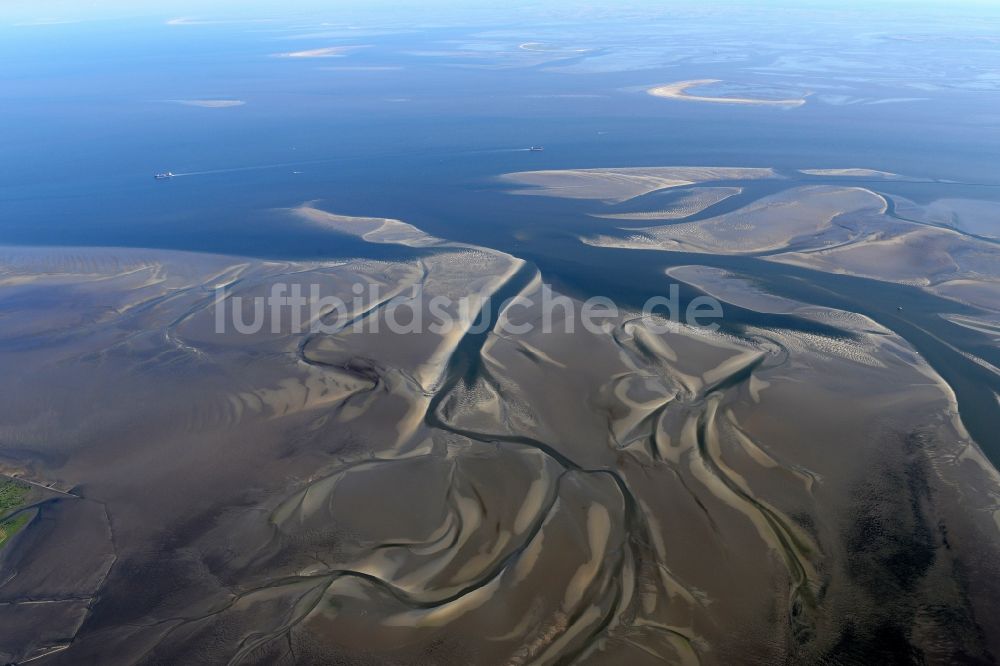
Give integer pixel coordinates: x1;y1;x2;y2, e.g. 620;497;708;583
1;194;999;663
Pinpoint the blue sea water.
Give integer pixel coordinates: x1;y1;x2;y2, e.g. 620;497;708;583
1;5;998;258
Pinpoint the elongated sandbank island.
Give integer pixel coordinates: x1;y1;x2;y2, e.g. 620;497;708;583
648;79;807;107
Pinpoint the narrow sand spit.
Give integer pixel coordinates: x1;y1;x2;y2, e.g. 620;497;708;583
166;99;246;108
501;166;778;203
275;45;369;58
591;187;742;221
798;168;901;178
648;79;806;107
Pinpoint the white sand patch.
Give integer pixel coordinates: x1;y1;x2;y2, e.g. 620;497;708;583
648;79;806;107
502;167;777;203
275;45;369;58
166;99;246;108
799;168;902;178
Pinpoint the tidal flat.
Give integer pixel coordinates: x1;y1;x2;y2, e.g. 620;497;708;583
1;193;999;663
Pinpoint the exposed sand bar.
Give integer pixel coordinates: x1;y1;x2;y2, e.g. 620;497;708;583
591;187;742;221
518;42;588;53
648;79;806;107
798;168;901;178
166;99;245;108
275;45;369;58
584;185;886;254
502;167;778;203
291;203;444;247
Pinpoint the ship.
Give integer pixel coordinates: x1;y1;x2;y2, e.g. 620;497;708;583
154;172;175;180
528;146;545;152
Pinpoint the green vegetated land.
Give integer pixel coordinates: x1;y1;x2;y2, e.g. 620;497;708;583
0;478;31;549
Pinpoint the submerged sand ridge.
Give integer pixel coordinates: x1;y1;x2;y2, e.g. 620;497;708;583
1;199;1000;663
